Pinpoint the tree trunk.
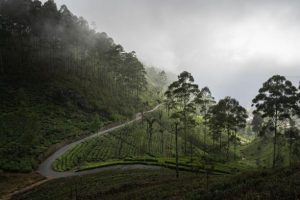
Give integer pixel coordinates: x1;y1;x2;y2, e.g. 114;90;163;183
289;139;292;168
118;131;124;157
273;114;277;168
184;113;187;155
175;122;179;179
190;139;193;162
219;133;222;151
206;169;209;191
160;130;164;155
234;130;237;161
204;119;207;155
227;128;230;160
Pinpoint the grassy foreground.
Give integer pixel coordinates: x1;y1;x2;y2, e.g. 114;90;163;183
188;167;300;200
11;167;300;200
11;169;220;200
0;172;44;199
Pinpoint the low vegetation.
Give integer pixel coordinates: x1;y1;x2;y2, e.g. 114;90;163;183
189;167;300;200
0;172;44;199
11;169;222;200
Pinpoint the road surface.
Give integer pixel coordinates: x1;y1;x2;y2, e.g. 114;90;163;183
38;104;161;178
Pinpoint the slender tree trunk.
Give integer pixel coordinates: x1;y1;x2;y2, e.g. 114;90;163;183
234;130;237;161
160;130;164;155
184;113;187;155
273;114;277;168
204;119;207;155
175;122;179;179
190;139;193;162
227;128;230;160
118;132;124;157
219;133;222;151
289;139;292;168
206;169;209;191
147;121;154;153
146;122;149;151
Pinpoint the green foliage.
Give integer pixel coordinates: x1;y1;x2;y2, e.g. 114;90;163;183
251;112;263;136
252;75;297;120
90;114;103;132
0;83;109;172
252;75;298;167
0;0;150;114
207;96;248;160
164;71;200;154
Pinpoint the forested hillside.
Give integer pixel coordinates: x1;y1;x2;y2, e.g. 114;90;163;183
0;0;166;172
2;1;300;200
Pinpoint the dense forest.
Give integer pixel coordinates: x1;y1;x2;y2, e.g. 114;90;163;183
0;0;167;172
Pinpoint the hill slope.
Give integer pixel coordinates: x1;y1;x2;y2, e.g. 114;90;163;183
0;0;163;172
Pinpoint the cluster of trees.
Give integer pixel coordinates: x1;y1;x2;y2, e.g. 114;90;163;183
251;75;300;168
163;72;300;177
207;97;247;160
0;0;148;115
164;71;248;176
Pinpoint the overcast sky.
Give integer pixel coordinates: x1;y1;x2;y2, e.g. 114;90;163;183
49;0;300;107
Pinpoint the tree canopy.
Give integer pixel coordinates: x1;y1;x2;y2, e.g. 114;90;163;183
252;75;298;167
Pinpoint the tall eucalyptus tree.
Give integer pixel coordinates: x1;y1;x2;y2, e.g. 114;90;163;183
195;87;215;155
252;75;297;168
164;71;199;154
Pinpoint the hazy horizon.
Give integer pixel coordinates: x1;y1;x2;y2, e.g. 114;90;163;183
46;0;300;108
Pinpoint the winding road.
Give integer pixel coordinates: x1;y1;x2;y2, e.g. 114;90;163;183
38;104;162;178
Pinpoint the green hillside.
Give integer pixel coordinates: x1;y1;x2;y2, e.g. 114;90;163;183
0;0;165;172
1;1;300;200
51;109;252;175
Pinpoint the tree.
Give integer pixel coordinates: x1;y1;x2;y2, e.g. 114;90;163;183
208;97;247;160
251;111;263;138
294;83;300;117
208;104;224;151
164;88;175;116
159;128;165;154
232;104;248;160
164;71;199;154
195;86;215;155
187;115;197;161
175;121;179;178
156;109;166;155
252;75;297;168
91;114;102;132
145;116;157;153
158;70;167;88
169;112;182;179
118;126;130;157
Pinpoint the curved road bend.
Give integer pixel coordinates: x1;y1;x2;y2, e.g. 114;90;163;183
38;104;162;178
